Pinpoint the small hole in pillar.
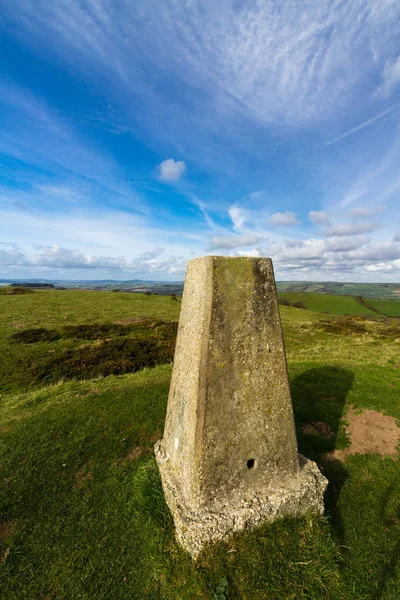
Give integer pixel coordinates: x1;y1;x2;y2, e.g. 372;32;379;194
247;458;255;470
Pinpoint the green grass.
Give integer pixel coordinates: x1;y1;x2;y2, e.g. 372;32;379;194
364;299;400;317
278;292;379;316
1;290;400;599
0;291;180;394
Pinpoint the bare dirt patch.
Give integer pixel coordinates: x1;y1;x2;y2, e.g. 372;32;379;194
74;464;94;489
112;317;151;325
303;421;334;439
333;408;400;460
0;521;16;542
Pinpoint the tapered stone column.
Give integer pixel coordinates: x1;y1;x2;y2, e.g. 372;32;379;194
155;256;327;558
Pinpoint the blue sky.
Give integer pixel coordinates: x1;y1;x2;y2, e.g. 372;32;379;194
1;1;400;282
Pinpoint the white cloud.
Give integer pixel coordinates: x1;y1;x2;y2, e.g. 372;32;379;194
308;211;331;225
339;190;368;208
348;206;385;218
157;159;186;182
394;231;400;242
274;239;325;262
229;205;246;229
347;242;400;262
237;249;261;258
325;221;380;237
0;243;187;277
325;236;370;252
207;234;263;251
270;211;300;227
376;56;400;97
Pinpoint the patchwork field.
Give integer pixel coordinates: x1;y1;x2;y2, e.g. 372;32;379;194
278;291;400;317
0;289;399;599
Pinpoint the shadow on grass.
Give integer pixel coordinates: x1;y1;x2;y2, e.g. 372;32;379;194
373;474;400;600
290;366;354;543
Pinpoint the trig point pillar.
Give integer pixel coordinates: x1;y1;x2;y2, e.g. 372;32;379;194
155;256;327;558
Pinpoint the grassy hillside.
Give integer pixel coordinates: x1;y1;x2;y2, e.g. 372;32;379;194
277;292;381;316
1;290;400;599
364;299;400;317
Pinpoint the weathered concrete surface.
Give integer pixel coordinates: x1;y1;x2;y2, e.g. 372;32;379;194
155;256;327;558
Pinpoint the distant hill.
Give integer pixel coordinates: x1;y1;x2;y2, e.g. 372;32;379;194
1;278;400;299
276;281;400;299
10;282;54;289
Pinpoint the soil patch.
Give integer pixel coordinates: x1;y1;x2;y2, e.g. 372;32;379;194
332;408;400;460
0;521;16;542
74;465;94;489
112;317;152;325
303;421;334;439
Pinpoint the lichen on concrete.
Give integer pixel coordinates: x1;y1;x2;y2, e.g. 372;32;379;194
155;256;327;558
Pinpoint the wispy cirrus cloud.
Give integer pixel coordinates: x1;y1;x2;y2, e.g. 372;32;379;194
325;103;400;146
207;234;263;252
375;56;400;98
3;0;400;130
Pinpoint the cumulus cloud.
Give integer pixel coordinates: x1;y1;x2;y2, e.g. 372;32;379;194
273;239;325;262
260;235;400;280
325;235;370;252
0;244;186;277
346;242;400;262
207;234;263;251
32;245;129;269
157;158;186;182
325;221;380;236
348;206;385;218
237;249;261;258
364;262;399;272
269;211;300;227
0;246;28;266
308;211;331;225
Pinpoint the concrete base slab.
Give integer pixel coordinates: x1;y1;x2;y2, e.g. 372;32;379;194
155;442;328;559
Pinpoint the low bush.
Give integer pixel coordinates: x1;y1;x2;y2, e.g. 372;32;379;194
292;301;306;309
316;317;367;335
62;323;136;340
33;336;175;382
377;323;400;338
0;286;34;295
278;297;292;306
11;320;178;344
11;328;60;344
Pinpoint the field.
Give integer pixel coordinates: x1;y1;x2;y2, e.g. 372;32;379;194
1;289;400;599
277;291;400;318
276;281;400;300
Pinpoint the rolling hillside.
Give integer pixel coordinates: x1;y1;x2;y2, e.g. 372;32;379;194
0;289;399;599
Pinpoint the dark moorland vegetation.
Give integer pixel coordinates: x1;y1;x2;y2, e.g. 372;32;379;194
0;289;399;599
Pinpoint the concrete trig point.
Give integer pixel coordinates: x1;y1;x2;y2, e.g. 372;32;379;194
155;256;327;558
